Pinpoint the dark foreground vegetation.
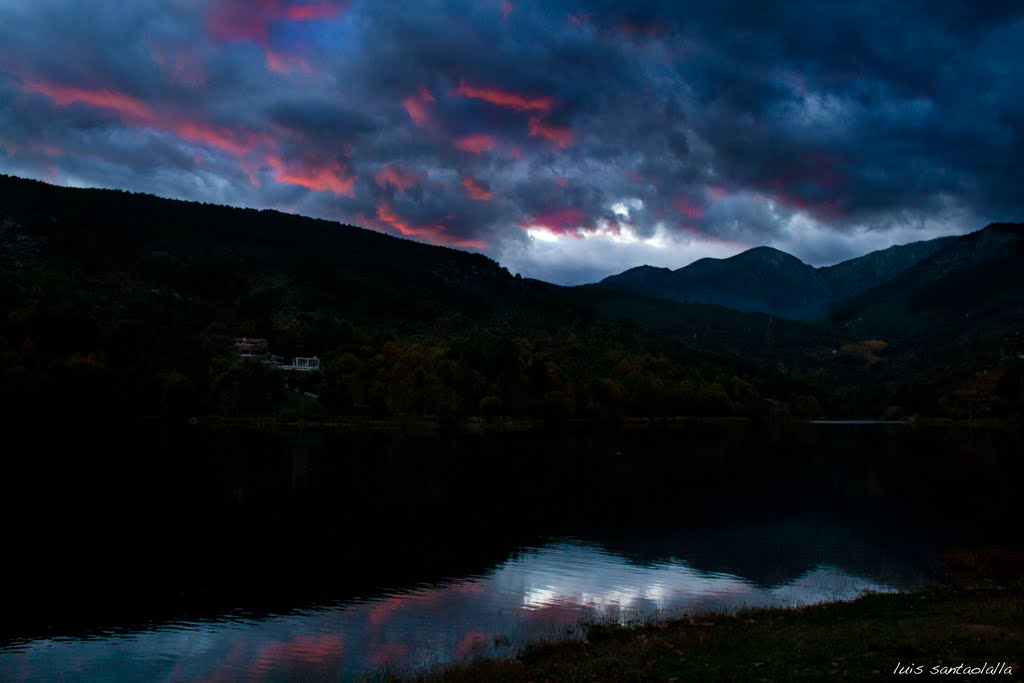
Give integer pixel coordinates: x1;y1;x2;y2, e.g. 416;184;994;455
2;174;1023;423
411;585;1023;681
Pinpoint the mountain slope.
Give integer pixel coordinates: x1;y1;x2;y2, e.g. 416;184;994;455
600;247;825;320
819;236;957;299
0;173;516;330
830;223;1024;345
2;173;1020;422
0;174;822;420
598;234;964;321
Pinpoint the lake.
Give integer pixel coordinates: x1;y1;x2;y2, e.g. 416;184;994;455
0;422;1020;680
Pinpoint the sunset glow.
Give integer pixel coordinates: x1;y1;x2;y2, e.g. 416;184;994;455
1;1;1018;284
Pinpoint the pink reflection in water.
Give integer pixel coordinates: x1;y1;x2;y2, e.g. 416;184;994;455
0;539;914;681
250;633;346;677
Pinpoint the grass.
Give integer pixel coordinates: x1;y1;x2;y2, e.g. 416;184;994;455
403;585;1023;681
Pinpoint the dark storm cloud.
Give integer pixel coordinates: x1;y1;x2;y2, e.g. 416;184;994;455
1;0;1021;282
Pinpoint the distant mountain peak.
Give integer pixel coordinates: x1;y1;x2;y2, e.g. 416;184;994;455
672;246;809;274
596;225;1021;321
621;264;673;274
739;245;792;256
729;245;809;265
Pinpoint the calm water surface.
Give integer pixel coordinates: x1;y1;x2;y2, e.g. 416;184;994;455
0;423;1019;680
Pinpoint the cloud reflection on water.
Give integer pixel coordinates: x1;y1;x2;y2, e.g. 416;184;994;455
0;537;915;681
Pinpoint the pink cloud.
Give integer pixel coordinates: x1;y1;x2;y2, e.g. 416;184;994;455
266;153;356;195
207;0;347;44
173;121;272;156
375;166;424;191
528;116;573;148
462;176;493;201
522;208;586;235
402;86;435;127
27;81;152;120
672;197;705;220
376;202;487;249
265;49;313;74
285;2;348;21
454;80;552;112
26;79;272;158
206;1;346;75
455;133;496;154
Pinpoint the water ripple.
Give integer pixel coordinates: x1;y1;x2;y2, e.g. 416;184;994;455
0;530;922;682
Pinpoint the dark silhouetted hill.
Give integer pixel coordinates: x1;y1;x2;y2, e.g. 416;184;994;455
2;174;1021;422
0;174;820;421
830;223;1024;346
599;234;962;321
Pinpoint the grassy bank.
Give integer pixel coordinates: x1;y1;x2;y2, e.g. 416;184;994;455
410;586;1023;681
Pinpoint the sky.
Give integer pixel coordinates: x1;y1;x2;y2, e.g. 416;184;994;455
1;1;1022;284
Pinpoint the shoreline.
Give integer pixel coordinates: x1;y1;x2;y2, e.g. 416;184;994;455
0;414;1018;433
401;583;1023;682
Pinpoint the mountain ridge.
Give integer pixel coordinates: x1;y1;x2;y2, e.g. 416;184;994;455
0;173;830;421
597;228;993;321
2;173;1022;422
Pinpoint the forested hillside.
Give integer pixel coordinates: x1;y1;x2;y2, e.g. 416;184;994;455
0;175;812;421
1;175;1021;422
